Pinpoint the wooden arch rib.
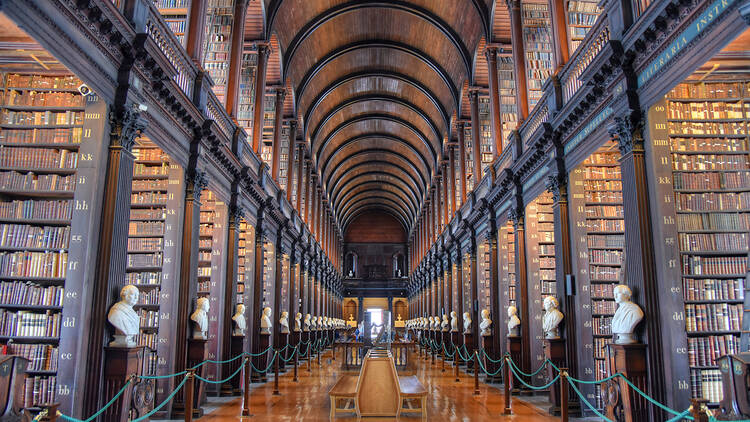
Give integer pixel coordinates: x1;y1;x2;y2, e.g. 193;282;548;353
340;196;412;229
309;95;442;153
303;70;450;138
315;115;437;169
320;135;430;188
343;206;409;234
338;190;416;222
278;1;472;81
335;181;419;217
329;171;422;215
295;40;459;115
329;163;424;210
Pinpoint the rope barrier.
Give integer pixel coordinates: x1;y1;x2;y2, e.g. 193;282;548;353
665;407;694;422
507;356;550;378
477;355;505;377
249;351;278;374
129;375;188;422
566;376;614;422
55;378;133;422
508;364;560;391
481;349;507;363
195;362;245;384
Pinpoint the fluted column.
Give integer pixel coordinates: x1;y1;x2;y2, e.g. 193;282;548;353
457;122;468;205
469;89;482;185
507;0;529;121
270;88;287;181
251;44;270;153
485;45;504;157
225;0;248;116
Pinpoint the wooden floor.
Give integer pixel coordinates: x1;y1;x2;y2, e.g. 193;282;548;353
189;348;562;421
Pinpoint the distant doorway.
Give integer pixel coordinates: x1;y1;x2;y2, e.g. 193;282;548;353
367;308;383;340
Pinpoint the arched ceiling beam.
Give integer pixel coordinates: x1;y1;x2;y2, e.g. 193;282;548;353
310;94;443;151
343;206;409;235
296;41;458;117
329;163;423;205
303;71;450;135
330;172;421;217
338;191;415;222
315;115;437;169
471;0;491;39
280;1;472;82
336;184;418;219
340;196;411;229
321;138;429;190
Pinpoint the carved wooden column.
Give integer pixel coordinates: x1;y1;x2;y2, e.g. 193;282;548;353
296;145;305;212
547;0;569;70
442;163;449;227
224;0;248;116
173;152;209;412
509;193;532;384
610;113;666;420
285;121;298;201
448;146;457;218
546;145;581;412
485;45;505;158
288;239;298;337
469;89;482;185
83;106;146;416
468;234;479;365
457;122;468;205
185;0;208;62
507;0;529;121
270;89;287;181
273;228;286;353
250;207;267;382
455;243;464;349
486;217;503;382
251;44;270;153
305;158;313;224
220;195;242;395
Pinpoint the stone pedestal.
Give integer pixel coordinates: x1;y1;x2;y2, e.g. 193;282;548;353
483;335;502;383
252;333;270;383
102;346;143;422
508;335;523;394
221;335;244;396
605;344;648;422
544;338;566;414
463;333;475;373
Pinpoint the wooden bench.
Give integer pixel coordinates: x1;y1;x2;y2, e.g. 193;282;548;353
328;375;358;418
398;375;428;418
328;350;428;418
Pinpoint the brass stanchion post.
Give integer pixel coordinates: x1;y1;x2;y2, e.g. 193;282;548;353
454;345;460;382
184;370;195;422
560;367;568;422
273;351;281;396
690;398;709;422
293;346;299;382
242;358;252;416
503;356;512;415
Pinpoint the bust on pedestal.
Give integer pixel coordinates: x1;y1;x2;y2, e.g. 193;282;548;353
232;304;246;336
303;313;311;331
612;285;644;344
191;297;210;339
441;314;449;332
462;312;472;334
280;311;290;334
507;306;521;337
260;307;272;334
450;311;458;332
542;297;563;339
294;312;302;332
480;309;492;337
108;285;140;347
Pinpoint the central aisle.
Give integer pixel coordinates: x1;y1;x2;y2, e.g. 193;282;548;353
192;349;561;421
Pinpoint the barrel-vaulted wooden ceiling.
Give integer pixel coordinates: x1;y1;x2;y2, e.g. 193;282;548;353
248;0;512;236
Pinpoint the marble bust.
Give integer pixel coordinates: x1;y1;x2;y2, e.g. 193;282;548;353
294;312;302;332
191;296;210;340
507;306;521;336
428;316;435;330
232;304;246;336
260;307;272;334
612;285;644;344
480;309;492;336
279;311;290;334
108;285;140;346
441;314;449;331
463;312;472;334
323;316;329;329
304;313;311;331
450;311;458;332
542;296;563;339
432;316;439;330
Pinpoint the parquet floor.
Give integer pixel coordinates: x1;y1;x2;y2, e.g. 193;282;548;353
188;347;564;421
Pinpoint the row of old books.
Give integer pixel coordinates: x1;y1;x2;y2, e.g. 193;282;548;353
682;255;747;275
688;334;740;367
683;277;746;301
0;171;76;191
0;251;67;278
671;154;749;171
0;128;82;144
677;212;750;231
0;309;60;337
0;281;63;307
0;110;83;126
684;303;743;332
673;171;750;190
678;232;749;251
0;148;77;169
674;192;750;211
0;199;73;220
8;343;58;371
0;224;69;249
128;221;164;236
3;91;84;108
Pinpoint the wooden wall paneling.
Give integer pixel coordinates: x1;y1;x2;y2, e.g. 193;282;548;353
470;234;480;352
523;194;549;387
496;212;513;369
219;192;241;395
82;102;143;416
613;111;667;420
57;95;109;416
203;192;228;395
455;245;464;346
511;194;532;378
487;216;503;381
250;207;266;382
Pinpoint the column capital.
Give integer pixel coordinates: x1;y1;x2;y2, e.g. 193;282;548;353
609;112;645;155
109;104;148;151
252;42;271;58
